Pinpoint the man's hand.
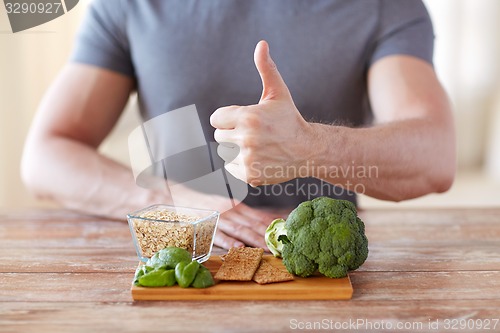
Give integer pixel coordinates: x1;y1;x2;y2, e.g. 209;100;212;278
214;203;278;249
210;40;313;187
158;185;276;249
212;45;455;202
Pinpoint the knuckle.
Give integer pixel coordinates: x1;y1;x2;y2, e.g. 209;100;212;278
242;135;257;149
231;223;244;233
240;112;261;129
223;239;232;249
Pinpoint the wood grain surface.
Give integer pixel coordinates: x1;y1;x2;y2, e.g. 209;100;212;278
0;208;499;333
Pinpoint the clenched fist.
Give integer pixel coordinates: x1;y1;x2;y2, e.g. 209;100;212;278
210;40;314;187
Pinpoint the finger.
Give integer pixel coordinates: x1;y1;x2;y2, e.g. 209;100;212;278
214;128;238;145
234;205;272;234
210;105;241;129
223;208;267;235
254;40;291;102
217;217;267;248
217;143;240;163
224;163;246;183
214;229;245;250
237;204;271;220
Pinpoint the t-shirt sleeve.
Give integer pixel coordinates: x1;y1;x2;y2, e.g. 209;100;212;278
70;0;134;77
369;0;434;66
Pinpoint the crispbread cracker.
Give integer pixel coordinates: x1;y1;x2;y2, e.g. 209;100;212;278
252;258;294;284
215;247;264;281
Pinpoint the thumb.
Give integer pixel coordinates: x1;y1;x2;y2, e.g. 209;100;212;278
254;40;291;102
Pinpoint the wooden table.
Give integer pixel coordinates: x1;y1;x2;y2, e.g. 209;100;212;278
0;209;499;332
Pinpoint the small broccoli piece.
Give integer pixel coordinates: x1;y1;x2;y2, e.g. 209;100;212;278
264;196;369;279
286;200;313;235
351;217;369;270
318;214;357;278
290;219;321;261
281;241;318;277
317;251;347;278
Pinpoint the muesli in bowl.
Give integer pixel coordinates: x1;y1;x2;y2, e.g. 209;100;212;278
127;205;219;263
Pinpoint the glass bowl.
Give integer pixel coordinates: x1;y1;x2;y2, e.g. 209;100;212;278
127;204;219;263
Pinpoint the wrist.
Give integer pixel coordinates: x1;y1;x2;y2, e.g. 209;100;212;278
295;121;322;178
131;176;173;208
300;123;345;180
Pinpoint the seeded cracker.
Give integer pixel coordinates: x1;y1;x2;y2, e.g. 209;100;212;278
252;258;294;284
215;247;264;281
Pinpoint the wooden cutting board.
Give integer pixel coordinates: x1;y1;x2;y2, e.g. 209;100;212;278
131;255;353;300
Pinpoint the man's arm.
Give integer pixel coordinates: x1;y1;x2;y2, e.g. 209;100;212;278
21;63;157;217
306;55;456;201
212;41;456;201
22;63;272;248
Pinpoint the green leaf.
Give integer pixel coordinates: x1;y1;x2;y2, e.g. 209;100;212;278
278;234;291;245
175;261;200;288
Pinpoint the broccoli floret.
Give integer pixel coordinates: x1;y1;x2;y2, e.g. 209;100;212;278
292;217;322;261
352;217;369;270
281;241;318;277
286;200;313;235
265;196;369;278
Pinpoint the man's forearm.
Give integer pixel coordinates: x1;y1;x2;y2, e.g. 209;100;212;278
22;135;247;218
303;118;455;201
22;135;166;219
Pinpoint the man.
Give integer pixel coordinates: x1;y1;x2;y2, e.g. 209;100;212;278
21;0;455;249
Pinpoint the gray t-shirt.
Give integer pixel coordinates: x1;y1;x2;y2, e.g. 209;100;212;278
71;0;434;208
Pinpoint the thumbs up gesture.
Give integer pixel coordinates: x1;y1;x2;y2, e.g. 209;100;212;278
210;40;313;186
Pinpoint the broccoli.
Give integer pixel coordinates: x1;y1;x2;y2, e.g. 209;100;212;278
265;197;369;278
